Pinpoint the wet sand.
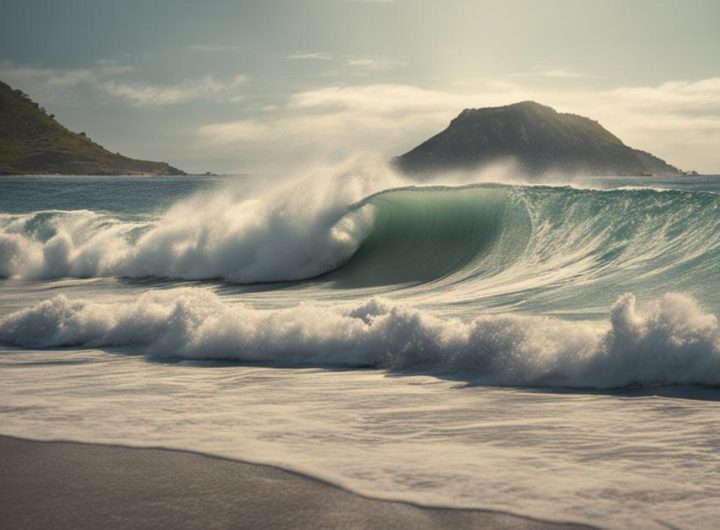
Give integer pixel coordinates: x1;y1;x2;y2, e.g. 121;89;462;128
0;435;595;530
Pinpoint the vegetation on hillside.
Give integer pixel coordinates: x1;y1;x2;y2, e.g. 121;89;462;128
0;80;185;175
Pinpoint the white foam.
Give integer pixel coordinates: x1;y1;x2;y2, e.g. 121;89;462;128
2;289;718;388
0;210;139;279
0;157;400;282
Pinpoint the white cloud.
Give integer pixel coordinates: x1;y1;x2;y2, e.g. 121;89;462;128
509;67;590;80
101;75;247;107
0;61;247;107
346;57;406;71
284;53;406;78
286;52;334;61
0;62;101;106
0;63;94;91
198;78;720;173
199;120;271;143
289;84;466;113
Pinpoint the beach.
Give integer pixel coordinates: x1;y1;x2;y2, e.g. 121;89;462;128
0;435;592;530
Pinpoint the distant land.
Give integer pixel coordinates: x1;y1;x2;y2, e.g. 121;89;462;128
0;80;185;176
395;101;683;177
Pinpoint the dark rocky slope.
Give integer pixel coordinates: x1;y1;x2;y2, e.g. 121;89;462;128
395;101;680;177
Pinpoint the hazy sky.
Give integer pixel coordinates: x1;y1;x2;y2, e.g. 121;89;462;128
2;0;719;173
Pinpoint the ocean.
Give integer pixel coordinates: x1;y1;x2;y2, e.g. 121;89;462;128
1;165;719;529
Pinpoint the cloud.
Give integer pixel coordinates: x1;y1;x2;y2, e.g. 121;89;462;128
198;78;720;173
284;53;406;75
0;63;94;91
101;75;247;107
95;60;136;76
0;61;247;107
198;85;477;169
509;67;590;79
286;52;334;61
199;120;271;143
346;57;406;71
288;84;465;113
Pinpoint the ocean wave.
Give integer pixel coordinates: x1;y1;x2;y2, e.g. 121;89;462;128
0;160;398;282
2;167;720;295
1;289;718;389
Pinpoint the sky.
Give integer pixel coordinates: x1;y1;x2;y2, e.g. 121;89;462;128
1;0;719;173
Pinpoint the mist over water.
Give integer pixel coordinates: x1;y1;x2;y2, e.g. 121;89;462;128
2;162;720;529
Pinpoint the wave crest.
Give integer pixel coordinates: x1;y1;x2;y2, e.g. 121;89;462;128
0;161;399;282
3;177;720;308
2;289;718;389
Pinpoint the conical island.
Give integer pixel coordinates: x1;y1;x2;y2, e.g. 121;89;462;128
395;101;681;177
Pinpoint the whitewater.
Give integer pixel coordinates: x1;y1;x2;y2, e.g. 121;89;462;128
1;162;720;529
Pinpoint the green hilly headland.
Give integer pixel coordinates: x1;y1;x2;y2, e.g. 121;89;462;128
0;80;185;175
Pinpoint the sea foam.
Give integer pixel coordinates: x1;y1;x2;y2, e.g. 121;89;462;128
0;158;398;283
1;289;718;389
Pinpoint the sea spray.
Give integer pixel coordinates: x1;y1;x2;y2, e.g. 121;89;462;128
0;158;401;282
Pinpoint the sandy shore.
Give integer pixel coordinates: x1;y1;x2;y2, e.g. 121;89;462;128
0;435;594;530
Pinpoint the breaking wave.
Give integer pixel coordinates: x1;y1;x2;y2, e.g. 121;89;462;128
3;164;720;389
1;288;719;389
2;180;720;295
0;160;397;283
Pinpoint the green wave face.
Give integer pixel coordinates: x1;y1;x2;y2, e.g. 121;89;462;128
326;185;720;317
327;187;528;287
